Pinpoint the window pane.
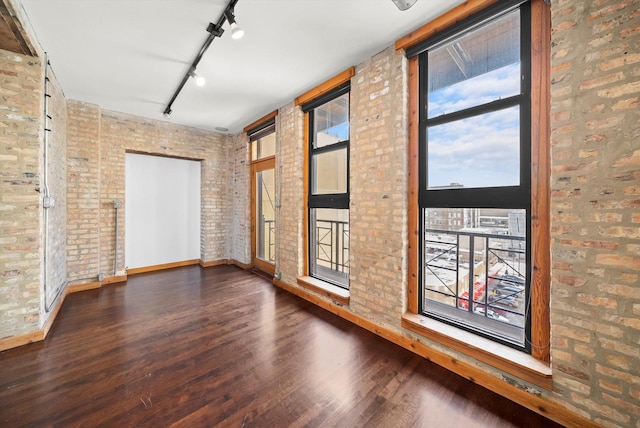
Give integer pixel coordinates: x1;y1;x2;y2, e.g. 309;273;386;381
428;10;520;117
427;106;520;189
310;208;349;288
251;132;276;161
314;93;349;148
423;208;526;346
312;147;347;195
256;168;276;263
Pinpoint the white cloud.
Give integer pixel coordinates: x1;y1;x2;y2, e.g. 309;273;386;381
428;106;520;188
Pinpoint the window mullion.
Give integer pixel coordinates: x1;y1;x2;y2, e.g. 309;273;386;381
426;95;522;127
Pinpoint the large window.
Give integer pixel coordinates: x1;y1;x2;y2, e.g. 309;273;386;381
413;2;537;352
303;84;350;289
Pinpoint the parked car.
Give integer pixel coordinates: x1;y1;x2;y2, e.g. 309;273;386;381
497;274;525;289
495;285;524;297
474;306;510;322
489;294;519;308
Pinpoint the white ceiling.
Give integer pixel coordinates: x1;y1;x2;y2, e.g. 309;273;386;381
20;0;463;134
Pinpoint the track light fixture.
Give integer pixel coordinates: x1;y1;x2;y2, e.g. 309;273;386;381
391;0;417;11
163;0;242;117
224;10;244;40
189;69;206;87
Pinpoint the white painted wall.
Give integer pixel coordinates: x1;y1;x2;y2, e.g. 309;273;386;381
125;153;201;269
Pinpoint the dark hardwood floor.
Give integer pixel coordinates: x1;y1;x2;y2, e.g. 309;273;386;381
0;266;561;427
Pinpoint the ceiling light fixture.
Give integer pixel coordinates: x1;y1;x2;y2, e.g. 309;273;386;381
224;10;244;40
391;0;417;11
163;0;242;117
189;69;206;87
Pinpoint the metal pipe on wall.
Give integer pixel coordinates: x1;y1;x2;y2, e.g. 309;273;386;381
42;54;64;313
273;114;282;280
113;199;121;276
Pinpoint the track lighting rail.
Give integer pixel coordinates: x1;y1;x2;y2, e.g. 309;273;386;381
163;0;240;116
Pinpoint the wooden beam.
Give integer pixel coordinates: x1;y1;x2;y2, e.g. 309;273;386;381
0;0;37;56
295;67;355;106
243;110;278;134
406;56;420;314
395;0;499;52
529;0;551;363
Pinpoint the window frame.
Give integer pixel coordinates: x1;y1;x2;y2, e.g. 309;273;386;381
404;0;551;384
303;83;351;289
246;114;278;276
417;3;532;352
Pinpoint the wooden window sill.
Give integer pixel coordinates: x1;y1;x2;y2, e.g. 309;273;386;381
402;313;552;390
296;276;350;306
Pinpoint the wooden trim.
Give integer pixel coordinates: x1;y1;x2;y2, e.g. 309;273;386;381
253;259;275;276
0;330;44;352
295;67;355;107
125;149;204;163
402;313;551;389
127;260;200;276
296;275;350;306
251;157;276;273
407;56;420;315
229;259;252;270
0;279;68;352
67;281;102;293
200;259;228;268
251;161;257;269
41;290;66;338
273;278;597;428
101;275;127;285
302;112;310;276
529;0;551;364
395;0;499;52
243;110;278;134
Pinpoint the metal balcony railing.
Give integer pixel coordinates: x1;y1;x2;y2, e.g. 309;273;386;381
259;218;276;263
315;219;349;274
423;228;527;329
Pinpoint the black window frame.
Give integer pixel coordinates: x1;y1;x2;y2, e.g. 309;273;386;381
248;119;276;161
302;82;350;289
413;0;533;352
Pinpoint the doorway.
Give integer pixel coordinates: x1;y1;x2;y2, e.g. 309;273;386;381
249;125;276;275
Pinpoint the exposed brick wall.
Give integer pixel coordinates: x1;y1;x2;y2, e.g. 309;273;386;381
550;0;640;426
349;46;408;329
66;101;100;281
0;50;43;336
230;132;250;264
65;105;229;277
276;102;304;285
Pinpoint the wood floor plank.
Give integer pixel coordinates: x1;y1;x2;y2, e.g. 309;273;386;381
0;265;561;427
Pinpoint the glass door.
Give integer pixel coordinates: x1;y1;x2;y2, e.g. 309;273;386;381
251;158;276;274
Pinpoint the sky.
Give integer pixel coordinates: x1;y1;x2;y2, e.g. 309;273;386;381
427;63;522;189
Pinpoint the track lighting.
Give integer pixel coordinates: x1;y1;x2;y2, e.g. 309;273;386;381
189;69;206;87
392;0;417;11
224;10;244;39
163;0;242;117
